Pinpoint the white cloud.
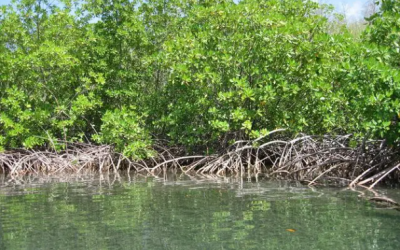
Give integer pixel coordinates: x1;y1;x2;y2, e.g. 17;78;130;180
344;1;364;20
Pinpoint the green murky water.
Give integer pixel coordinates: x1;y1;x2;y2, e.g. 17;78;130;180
0;173;399;250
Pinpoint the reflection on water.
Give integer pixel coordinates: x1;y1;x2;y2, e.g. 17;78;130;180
0;172;399;250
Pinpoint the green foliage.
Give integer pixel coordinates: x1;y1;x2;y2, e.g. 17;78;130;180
0;0;399;157
361;0;400;143
364;0;400;68
93;107;154;159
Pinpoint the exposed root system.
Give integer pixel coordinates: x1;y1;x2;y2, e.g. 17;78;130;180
1;130;399;189
0;143;115;174
148;130;400;188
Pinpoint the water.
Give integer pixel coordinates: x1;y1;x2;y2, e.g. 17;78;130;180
0;172;399;250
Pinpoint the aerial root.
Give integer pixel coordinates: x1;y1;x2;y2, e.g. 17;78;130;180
0;142;115;175
0;130;399;188
172;130;399;188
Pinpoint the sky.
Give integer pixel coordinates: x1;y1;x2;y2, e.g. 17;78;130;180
318;0;370;21
0;0;370;21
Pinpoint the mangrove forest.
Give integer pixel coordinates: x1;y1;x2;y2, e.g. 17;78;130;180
0;0;400;188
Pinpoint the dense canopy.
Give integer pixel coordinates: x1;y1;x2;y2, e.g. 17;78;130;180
0;0;399;158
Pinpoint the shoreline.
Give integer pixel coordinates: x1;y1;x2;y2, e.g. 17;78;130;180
1;169;399;212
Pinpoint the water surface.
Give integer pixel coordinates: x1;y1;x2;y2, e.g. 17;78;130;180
0;173;399;250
